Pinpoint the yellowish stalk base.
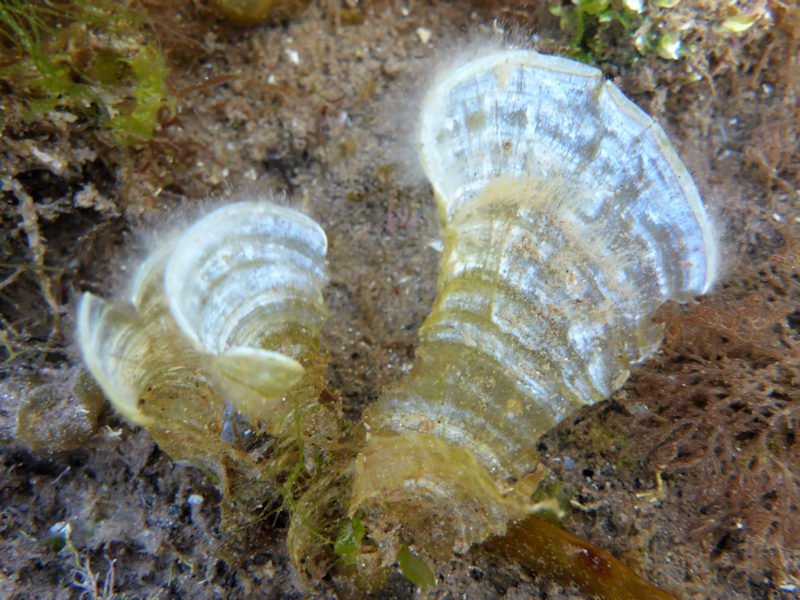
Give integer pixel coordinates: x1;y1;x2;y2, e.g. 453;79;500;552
350;431;533;557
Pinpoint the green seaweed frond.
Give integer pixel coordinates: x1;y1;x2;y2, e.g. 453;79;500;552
0;0;174;144
550;0;774;66
397;545;435;589
549;0;691;64
333;513;366;566
107;43;174;144
550;0;645;64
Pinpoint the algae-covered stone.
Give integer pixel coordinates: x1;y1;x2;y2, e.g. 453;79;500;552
6;370;105;454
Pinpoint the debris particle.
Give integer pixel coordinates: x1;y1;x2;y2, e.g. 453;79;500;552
285;48;300;64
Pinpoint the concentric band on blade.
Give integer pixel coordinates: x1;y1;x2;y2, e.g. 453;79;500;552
164;201;328;355
76;292;155;426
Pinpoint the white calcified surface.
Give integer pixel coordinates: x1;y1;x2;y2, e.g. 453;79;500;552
76;292;156;426
77;200;329;426
164;202;327;408
362;50;720;491
165;202;327;355
419;50;718;293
